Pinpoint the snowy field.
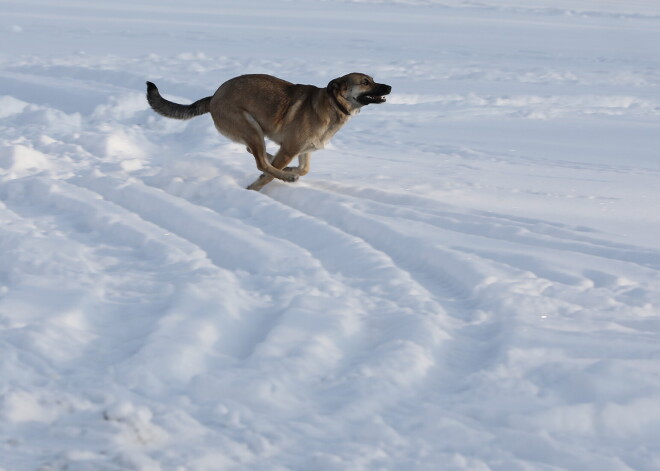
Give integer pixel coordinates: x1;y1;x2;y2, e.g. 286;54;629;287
1;0;660;470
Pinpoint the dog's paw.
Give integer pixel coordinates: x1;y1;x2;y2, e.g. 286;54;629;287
283;173;299;183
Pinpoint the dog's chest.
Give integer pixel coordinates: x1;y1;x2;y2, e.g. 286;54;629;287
305;125;342;152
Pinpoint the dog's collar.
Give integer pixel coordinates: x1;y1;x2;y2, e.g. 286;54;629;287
327;87;351;116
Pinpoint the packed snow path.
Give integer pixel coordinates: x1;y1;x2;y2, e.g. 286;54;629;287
1;1;660;470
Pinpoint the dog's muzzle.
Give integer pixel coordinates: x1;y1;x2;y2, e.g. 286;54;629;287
358;83;392;105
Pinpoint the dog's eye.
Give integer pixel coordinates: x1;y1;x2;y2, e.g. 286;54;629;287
362;79;370;85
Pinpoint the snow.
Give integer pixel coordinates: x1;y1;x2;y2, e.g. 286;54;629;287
1;0;659;470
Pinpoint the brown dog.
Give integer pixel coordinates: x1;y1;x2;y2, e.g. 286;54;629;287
146;73;391;191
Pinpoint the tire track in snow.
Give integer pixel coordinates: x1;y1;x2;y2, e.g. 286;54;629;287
67;173;334;366
142;171;471;343
264;182;660;379
142;170;455;323
289;181;660;329
87;168;472;428
254;180;515;384
73;173;321;275
0;175;295;468
0;176;208;265
309;180;660;270
264;184;490;317
138;171;463;413
258;183;660;470
245;183;523;434
275;180;660;331
0;175;258;367
72;171;455;417
254;183;596;381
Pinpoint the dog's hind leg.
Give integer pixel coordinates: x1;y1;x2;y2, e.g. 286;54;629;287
246;147;276;163
239;113;299;184
246;173;273;192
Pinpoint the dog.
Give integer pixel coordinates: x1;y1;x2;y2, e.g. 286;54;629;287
146;73;391;191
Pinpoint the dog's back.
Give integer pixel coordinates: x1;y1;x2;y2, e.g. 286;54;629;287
210;75;322;141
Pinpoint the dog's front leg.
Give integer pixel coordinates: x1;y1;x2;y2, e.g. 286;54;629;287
247;149;300;191
284;153;311;176
245;143;298;186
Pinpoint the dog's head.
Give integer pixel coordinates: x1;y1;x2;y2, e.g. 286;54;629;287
327;73;392;112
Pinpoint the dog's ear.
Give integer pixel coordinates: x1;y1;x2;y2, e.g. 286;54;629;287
327;77;346;95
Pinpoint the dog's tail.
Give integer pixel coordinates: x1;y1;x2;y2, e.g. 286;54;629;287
146;81;212;120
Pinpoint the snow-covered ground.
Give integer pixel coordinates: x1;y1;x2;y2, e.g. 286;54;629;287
1;1;660;470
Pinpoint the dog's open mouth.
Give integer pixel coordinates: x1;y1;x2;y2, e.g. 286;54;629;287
357;92;389;105
358;84;392;106
364;94;387;103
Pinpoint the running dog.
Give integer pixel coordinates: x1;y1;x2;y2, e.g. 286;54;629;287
146;73;391;190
